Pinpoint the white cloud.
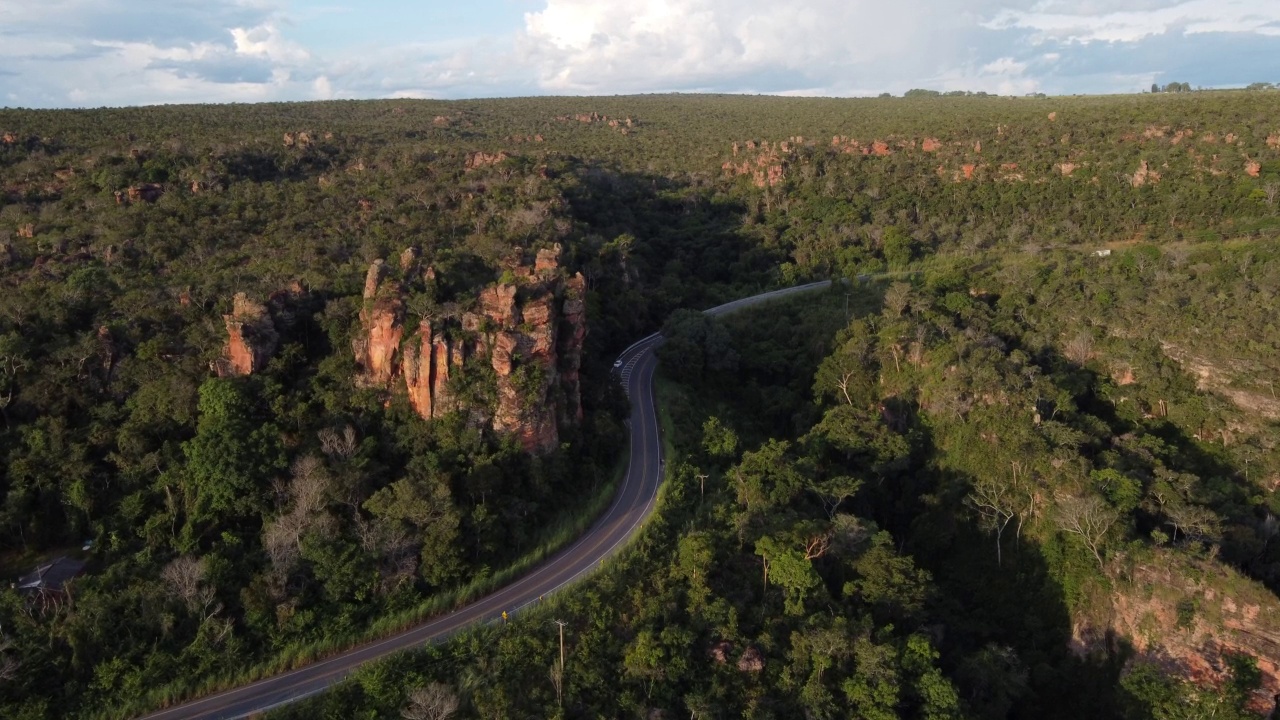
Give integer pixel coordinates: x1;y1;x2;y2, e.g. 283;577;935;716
313;75;334;100
0;0;1279;106
229;22;309;63
987;0;1280;44
518;0;971;94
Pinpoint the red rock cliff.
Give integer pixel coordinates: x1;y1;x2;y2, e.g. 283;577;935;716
353;259;406;388
217;293;279;377
352;245;587;454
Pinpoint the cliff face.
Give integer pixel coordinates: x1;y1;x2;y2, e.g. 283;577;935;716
353;244;587;454
217;293;279;377
353;260;404;387
214;283;311;377
1074;553;1280;714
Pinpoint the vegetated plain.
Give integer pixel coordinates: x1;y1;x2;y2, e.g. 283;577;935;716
1;90;1280;719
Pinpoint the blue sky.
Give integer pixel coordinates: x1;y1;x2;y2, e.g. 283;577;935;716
1;0;1278;107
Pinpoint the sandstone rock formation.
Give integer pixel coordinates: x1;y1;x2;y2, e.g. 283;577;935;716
465;151;510;171
283;131;314;149
115;184;164;205
1130;160;1160;187
353;244;587;454
217;293;279;377
555;112;636;134
722;143;789;188
353;260;405;387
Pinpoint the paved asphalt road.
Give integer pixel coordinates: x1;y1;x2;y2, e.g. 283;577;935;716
136;280;832;720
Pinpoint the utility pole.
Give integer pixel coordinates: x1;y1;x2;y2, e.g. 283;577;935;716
696;474;708;499
551;620;567;708
553;620;567;670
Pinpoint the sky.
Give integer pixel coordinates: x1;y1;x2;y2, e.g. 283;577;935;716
1;0;1279;107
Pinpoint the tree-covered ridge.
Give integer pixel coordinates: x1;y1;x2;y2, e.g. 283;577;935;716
283;277;1275;718
0;91;1279;718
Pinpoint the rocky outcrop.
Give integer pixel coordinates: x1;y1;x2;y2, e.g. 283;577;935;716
353;260;405;387
737;647;765;673
465;151;510;171
401;322;458;420
722;139;793;188
283;131;313;149
555;112;637;135
352;244;587;454
1130;160;1160;187
1160;341;1280;421
559;273;587;424
1245;159;1262;177
217;293;279;377
129;184;163;202
1073;553;1280;714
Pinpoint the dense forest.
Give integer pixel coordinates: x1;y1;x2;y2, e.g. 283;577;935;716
1;90;1279;719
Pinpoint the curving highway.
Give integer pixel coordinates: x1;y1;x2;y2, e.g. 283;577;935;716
137;280;832;720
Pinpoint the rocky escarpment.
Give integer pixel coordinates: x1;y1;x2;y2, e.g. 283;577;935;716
353;245;586;454
214;283;310;377
1074;553;1280;714
725;120;1278;188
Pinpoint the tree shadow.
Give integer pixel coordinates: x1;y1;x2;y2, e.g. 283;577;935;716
560;163;780;353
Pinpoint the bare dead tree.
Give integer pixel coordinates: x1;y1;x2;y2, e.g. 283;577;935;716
883;282;913;320
804;533;832;561
835;369;858;404
263;455;337;578
318;425;358;460
549;663;564;709
1055;494;1119;569
161;556;206;609
288;455;330;516
967;475;1019;566
1064;331;1093;365
1064;330;1095;363
1164;502;1221;544
352;511;419;593
401;683;459;720
162;555;219;621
